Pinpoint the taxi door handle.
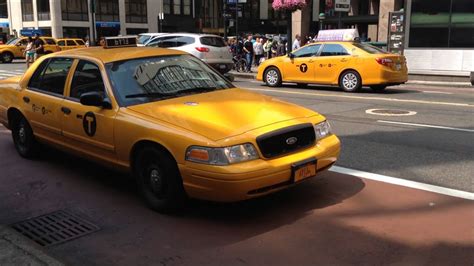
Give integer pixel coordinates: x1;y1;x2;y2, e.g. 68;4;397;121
341;58;348;62
61;107;71;115
23;96;30;103
308;60;314;63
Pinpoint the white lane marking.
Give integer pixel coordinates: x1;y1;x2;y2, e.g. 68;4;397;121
422;91;453;95
377;120;474;133
366;109;417;116
330;166;474;200
244;88;474;108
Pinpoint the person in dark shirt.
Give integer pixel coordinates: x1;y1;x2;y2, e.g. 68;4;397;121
33;35;44;61
243;35;254;72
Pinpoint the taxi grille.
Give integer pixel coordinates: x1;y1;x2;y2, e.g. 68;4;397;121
256;123;315;158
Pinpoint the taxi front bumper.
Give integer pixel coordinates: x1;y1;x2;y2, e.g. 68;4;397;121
178;134;340;202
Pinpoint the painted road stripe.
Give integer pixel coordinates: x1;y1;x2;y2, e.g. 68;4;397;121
377;120;474;133
330;166;474;200
245;88;474;108
421;91;453;95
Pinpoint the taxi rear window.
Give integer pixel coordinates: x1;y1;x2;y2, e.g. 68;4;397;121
352;43;388;54
106;55;234;107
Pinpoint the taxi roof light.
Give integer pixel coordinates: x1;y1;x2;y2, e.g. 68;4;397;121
104;36;138;49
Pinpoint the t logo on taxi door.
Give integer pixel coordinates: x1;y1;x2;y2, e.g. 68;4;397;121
300;63;308;73
83;112;97;137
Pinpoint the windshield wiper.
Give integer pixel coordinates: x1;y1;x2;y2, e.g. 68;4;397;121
125;92;176;99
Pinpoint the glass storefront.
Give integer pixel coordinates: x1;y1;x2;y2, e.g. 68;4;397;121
409;0;474;48
62;0;89;21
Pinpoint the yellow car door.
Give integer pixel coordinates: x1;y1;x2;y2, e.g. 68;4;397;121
21;57;73;141
284;44;322;83
61;59;116;161
57;40;66;51
14;38;28;58
314;43;353;84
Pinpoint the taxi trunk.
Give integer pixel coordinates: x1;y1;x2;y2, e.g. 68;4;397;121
363;54;408;85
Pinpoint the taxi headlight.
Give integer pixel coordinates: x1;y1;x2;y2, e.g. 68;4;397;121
186;143;259;165
314;120;332;140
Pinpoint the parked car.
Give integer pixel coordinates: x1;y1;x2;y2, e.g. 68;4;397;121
0;36;61;63
145;33;233;74
56;38;86;51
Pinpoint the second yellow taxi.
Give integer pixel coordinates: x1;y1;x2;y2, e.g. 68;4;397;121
257;40;408;92
0;36;340;212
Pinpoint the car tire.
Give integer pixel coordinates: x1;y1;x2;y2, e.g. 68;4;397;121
264;67;282;87
2;52;13;63
370;85;387;92
296;83;308;88
11;115;39;158
134;146;187;213
339;70;362;92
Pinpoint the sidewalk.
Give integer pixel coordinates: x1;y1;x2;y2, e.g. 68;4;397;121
230;68;473;88
0;225;64;266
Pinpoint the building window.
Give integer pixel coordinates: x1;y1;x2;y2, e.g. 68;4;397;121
21;0;34;21
37;0;51;20
62;0;89;21
126;0;147;23
63;27;90;39
164;0;191;16
96;0;120;22
409;0;474;48
0;0;7;19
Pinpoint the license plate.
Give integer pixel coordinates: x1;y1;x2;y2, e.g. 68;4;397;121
292;159;317;183
219;64;226;69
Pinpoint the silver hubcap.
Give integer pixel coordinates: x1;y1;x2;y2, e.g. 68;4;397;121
149;169;163;194
342;73;358;90
3;54;11;61
18;126;26;144
266;70;279;85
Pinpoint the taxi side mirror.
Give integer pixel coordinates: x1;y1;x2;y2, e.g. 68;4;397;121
288;53;295;59
80;91;111;109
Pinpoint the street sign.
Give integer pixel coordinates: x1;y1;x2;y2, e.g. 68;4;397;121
334;0;350;12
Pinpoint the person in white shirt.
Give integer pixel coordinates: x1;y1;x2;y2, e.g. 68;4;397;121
253;38;264;66
292;34;301;51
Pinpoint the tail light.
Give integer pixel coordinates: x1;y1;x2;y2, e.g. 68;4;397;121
375;58;393;66
195;47;210;52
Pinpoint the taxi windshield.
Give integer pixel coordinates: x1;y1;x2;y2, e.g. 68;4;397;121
106;54;235;107
6;38;19;45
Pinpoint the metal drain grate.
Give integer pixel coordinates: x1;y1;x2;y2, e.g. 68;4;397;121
11;210;100;247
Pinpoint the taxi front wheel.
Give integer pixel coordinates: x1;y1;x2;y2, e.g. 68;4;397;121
134;146;186;212
339;70;362;92
1;52;13;63
264;67;282;87
11;116;39;158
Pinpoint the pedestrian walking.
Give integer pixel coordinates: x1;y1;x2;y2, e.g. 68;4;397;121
243;35;254;72
24;37;35;68
292;34;301;51
277;40;287;56
253;37;264;66
33;35;44;62
264;38;273;59
271;40;278;57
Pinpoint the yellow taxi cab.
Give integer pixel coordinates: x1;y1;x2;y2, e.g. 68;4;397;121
257;36;408;92
0;36;61;63
0;36;340;212
56;38;86;51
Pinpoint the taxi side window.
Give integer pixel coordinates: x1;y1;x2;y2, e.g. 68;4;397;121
28;58;73;96
69;60;105;99
320;44;350;56
76;40;85;45
292;44;321;58
57;40;65;46
66;40;76;46
18;39;28;46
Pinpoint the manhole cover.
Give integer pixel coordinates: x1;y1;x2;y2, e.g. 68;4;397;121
366;109;417;116
11;210;100;247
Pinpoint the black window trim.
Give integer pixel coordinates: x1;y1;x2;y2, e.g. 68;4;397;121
320;43;351;57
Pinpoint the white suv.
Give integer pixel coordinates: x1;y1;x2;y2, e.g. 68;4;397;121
145;33;233;74
137;33;167;46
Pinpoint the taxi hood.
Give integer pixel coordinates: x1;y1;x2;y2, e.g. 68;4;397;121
126;88;317;141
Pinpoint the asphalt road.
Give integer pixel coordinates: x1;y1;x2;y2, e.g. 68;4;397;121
0;63;473;265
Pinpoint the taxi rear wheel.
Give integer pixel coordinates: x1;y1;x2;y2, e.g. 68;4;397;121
11;116;39;158
339;70;362;92
134;147;186;212
370;85;387;92
1;52;13;63
264;67;282;87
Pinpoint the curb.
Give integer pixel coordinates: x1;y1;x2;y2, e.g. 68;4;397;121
229;71;473;88
0;225;64;266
